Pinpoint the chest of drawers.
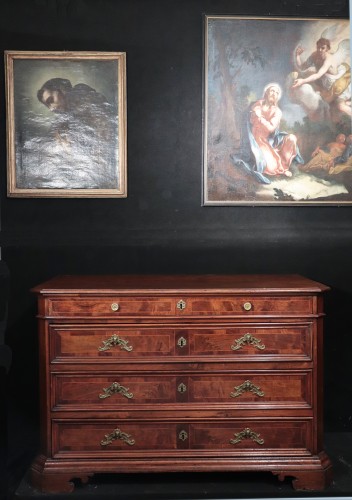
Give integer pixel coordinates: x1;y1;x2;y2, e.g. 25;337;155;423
29;274;332;493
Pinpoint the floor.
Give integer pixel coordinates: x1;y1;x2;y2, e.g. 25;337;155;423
9;433;352;500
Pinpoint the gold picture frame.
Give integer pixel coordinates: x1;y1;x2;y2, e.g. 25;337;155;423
203;16;351;205
5;51;127;198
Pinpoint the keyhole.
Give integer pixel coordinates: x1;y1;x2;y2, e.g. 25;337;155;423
177;300;186;310
179;430;188;441
178;383;187;393
177;337;187;348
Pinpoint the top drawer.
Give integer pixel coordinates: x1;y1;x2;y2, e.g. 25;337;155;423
43;294;314;318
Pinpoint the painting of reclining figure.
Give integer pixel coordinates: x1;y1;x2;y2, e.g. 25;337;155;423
203;16;352;204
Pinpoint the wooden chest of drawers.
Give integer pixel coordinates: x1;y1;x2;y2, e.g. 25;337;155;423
30;274;332;493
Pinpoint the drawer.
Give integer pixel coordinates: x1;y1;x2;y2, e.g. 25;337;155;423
52;419;312;457
45;294;314;318
52;371;312;409
188;324;313;360
50;325;177;361
174;296;313;316
49;323;313;362
46;296;175;317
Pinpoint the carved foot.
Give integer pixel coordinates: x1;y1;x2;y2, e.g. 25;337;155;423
274;466;333;491
31;469;92;493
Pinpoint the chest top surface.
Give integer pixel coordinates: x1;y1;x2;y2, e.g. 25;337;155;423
32;274;329;295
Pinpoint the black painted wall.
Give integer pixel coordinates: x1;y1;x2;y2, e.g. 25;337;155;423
1;0;351;491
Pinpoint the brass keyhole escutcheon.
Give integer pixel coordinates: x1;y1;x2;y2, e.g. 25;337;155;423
111;303;120;312
243;302;252;311
178;430;188;441
177;337;187;348
178;383;187;393
177;300;187;310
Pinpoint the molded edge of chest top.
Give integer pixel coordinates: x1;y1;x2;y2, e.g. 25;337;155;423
31;274;330;296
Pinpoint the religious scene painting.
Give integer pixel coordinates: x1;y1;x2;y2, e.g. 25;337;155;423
203;16;352;205
5;51;127;197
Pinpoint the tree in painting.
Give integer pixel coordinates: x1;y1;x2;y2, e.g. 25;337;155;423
207;20;266;150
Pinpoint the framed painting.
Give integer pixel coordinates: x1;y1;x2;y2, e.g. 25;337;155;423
5;51;127;197
203;16;352;205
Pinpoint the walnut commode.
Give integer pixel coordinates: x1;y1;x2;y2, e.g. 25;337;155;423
30;274;332;493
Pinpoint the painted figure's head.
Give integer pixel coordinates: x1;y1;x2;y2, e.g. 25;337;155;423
37;78;72;113
335;133;346;144
316;37;331;57
263;83;282;105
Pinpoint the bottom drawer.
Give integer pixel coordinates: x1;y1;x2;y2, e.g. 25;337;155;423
52;419;312;458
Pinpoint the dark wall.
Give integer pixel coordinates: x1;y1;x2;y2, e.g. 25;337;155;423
1;0;351;487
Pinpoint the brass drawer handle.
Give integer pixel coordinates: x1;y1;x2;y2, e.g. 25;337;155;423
101;427;135;446
230;427;264;445
177;300;187;310
111;302;120;311
178;430;188;441
243;302;252;311
230;380;265;398
98;334;133;352
231;333;265;351
99;381;133;400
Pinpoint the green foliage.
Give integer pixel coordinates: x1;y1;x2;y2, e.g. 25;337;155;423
240;46;266;69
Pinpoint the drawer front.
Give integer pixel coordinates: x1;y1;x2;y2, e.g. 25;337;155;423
47;296;175;317
45;294;313;318
52;419;312;457
52;372;312;409
188;325;312;359
49;324;313;362
50;326;176;361
175;296;313;315
53;374;178;407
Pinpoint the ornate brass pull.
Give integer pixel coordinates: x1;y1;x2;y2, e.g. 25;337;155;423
230;380;265;398
111;303;120;311
178;382;187;393
243;302;252;311
178;430;188;441
101;427;135;446
230;427;264;445
177;300;187;310
98;334;133;352
177;337;187;348
99;382;133;400
231;333;265;351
